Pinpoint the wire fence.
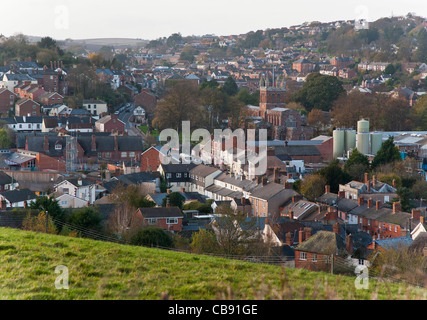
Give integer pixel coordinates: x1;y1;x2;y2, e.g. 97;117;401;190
0;214;426;289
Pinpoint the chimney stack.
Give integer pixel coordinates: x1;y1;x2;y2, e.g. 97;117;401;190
91;134;96;151
166;198;171;208
43;135;49;151
298;228;305;244
421;216;425;225
376;200;381;211
325;185;330;194
262;177;268;185
364;172;369;185
304;227;312;240
338;191;345;198
346;234;354;255
333;222;340;234
393;202;401;213
367;198;373;208
181;187;185;193
288;207;294;220
114;135;118;151
412;209;422;220
372;175;377;188
392;179;396;188
358;197;364;206
285;232;293;246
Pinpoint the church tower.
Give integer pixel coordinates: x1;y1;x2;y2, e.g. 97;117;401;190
259;73;286;113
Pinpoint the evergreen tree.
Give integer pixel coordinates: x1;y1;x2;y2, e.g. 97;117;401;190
372;137;401;169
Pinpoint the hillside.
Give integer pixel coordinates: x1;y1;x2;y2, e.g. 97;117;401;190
0;227;424;300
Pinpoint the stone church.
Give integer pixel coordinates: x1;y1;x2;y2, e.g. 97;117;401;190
246;75;313;141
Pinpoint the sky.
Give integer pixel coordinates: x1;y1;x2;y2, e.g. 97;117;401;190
2;0;427;40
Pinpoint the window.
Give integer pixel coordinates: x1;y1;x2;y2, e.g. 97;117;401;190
32;105;36;109
104;152;111;158
62;188;69;194
300;252;307;261
166;173;172;179
166;218;178;224
61;201;68;205
146;218;157;225
121;152;127;158
176;173;182;178
394;226;397;233
389;225;391;231
184;173;187;178
312;254;317;262
55;144;62;150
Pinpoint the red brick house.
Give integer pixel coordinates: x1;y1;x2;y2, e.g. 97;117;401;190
95;114;125;133
134;90;157;115
135;206;184;232
294;224;351;272
140;146;163;172
15;98;41;116
292;58;315;74
0;88;16;114
38;92;64;106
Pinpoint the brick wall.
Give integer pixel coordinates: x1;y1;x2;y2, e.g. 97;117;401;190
141;147;161;172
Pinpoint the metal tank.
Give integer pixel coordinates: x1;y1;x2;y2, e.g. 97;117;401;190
357;119;370;134
370;132;383;155
344;129;356;153
356;133;370;155
333;129;345;158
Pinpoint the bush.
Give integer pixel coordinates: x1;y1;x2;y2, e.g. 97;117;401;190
130;227;174;248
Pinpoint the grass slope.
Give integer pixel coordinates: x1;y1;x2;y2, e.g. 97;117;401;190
0;227;425;300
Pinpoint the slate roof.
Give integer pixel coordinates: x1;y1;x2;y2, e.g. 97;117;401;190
250;183;297;201
275;145;321;156
0;171;13;185
371;236;413;250
138;206;183;218
295;230;348;256
189;164;221;178
0;188;37;203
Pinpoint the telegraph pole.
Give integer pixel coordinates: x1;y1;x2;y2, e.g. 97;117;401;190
45;210;48;233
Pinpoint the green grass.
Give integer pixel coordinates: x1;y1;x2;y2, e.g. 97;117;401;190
0;227;425;300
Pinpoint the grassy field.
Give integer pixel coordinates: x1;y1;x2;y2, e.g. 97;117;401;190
0;227;425;300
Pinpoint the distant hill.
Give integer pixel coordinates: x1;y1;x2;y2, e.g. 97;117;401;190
0;227;423;300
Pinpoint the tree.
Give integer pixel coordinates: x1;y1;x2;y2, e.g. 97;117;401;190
130;227;174;248
415;28;427;63
152;81;203;131
371;137;401;169
299;174;327;201
292;73;345;112
412;180;427;201
395;187;414;212
29;196;64;223
237;88;259;106
384;64;396;75
0;129;11;149
307;109;329;135
190;229;220;254
23;211;57;234
344;149;370;180
66;207;102;235
221;76;238;96
179;45;197;63
162;192;185;209
318;160;351;193
211;204;264;256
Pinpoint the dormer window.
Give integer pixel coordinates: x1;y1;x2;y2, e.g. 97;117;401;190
55;143;62;150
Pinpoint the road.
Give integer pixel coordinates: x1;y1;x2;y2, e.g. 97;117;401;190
117;104;143;137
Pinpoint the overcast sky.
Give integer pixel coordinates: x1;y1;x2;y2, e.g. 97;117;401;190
3;0;427;40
